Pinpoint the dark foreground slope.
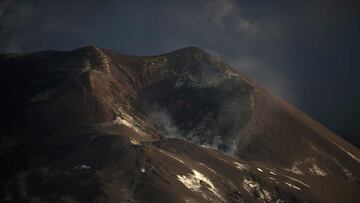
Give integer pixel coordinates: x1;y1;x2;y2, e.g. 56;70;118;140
0;46;359;203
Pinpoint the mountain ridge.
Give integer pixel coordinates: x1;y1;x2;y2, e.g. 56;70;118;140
1;46;359;203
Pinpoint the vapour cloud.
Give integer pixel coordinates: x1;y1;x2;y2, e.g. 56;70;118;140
147;105;180;139
206;0;258;33
228;56;296;102
0;0;32;52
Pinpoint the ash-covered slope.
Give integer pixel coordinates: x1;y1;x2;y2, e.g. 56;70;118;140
0;46;359;203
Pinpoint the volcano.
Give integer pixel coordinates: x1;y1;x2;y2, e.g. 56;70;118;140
1;46;359;203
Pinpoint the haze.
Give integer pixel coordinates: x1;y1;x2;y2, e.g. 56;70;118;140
1;0;359;146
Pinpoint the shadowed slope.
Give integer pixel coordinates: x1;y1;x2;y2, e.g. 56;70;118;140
0;46;359;203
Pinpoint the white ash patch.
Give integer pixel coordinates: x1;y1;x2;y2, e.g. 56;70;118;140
159;149;185;164
257;168;264;172
74;165;91;170
261;190;271;202
81;58;92;73
316;130;360;163
94;47;113;71
114;116;144;136
114;106;149;137
284;182;301;191
269;171;277;176
284;161;304;175
242;178;272;202
199;163;218;175
199;143;217;150
333;158;355;181
340;148;360;163
177;169;223;201
342;168;355;181
129;138;141;146
285;176;311;188
242;179;258;192
308;163;327;177
225;71;240;78
303;118;360;163
286;157;329;176
233;161;249;171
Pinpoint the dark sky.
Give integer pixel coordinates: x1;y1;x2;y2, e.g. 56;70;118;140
1;0;360;147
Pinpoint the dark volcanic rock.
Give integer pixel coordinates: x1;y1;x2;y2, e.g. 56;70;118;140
0;46;359;203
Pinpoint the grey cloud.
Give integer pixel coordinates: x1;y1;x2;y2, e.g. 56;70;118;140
206;0;258;33
227;56;296;102
146;105;180;139
0;0;32;52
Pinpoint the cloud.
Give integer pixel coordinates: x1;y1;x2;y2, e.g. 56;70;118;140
228;56;296;102
145;104;180;138
0;0;32;52
206;0;258;33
